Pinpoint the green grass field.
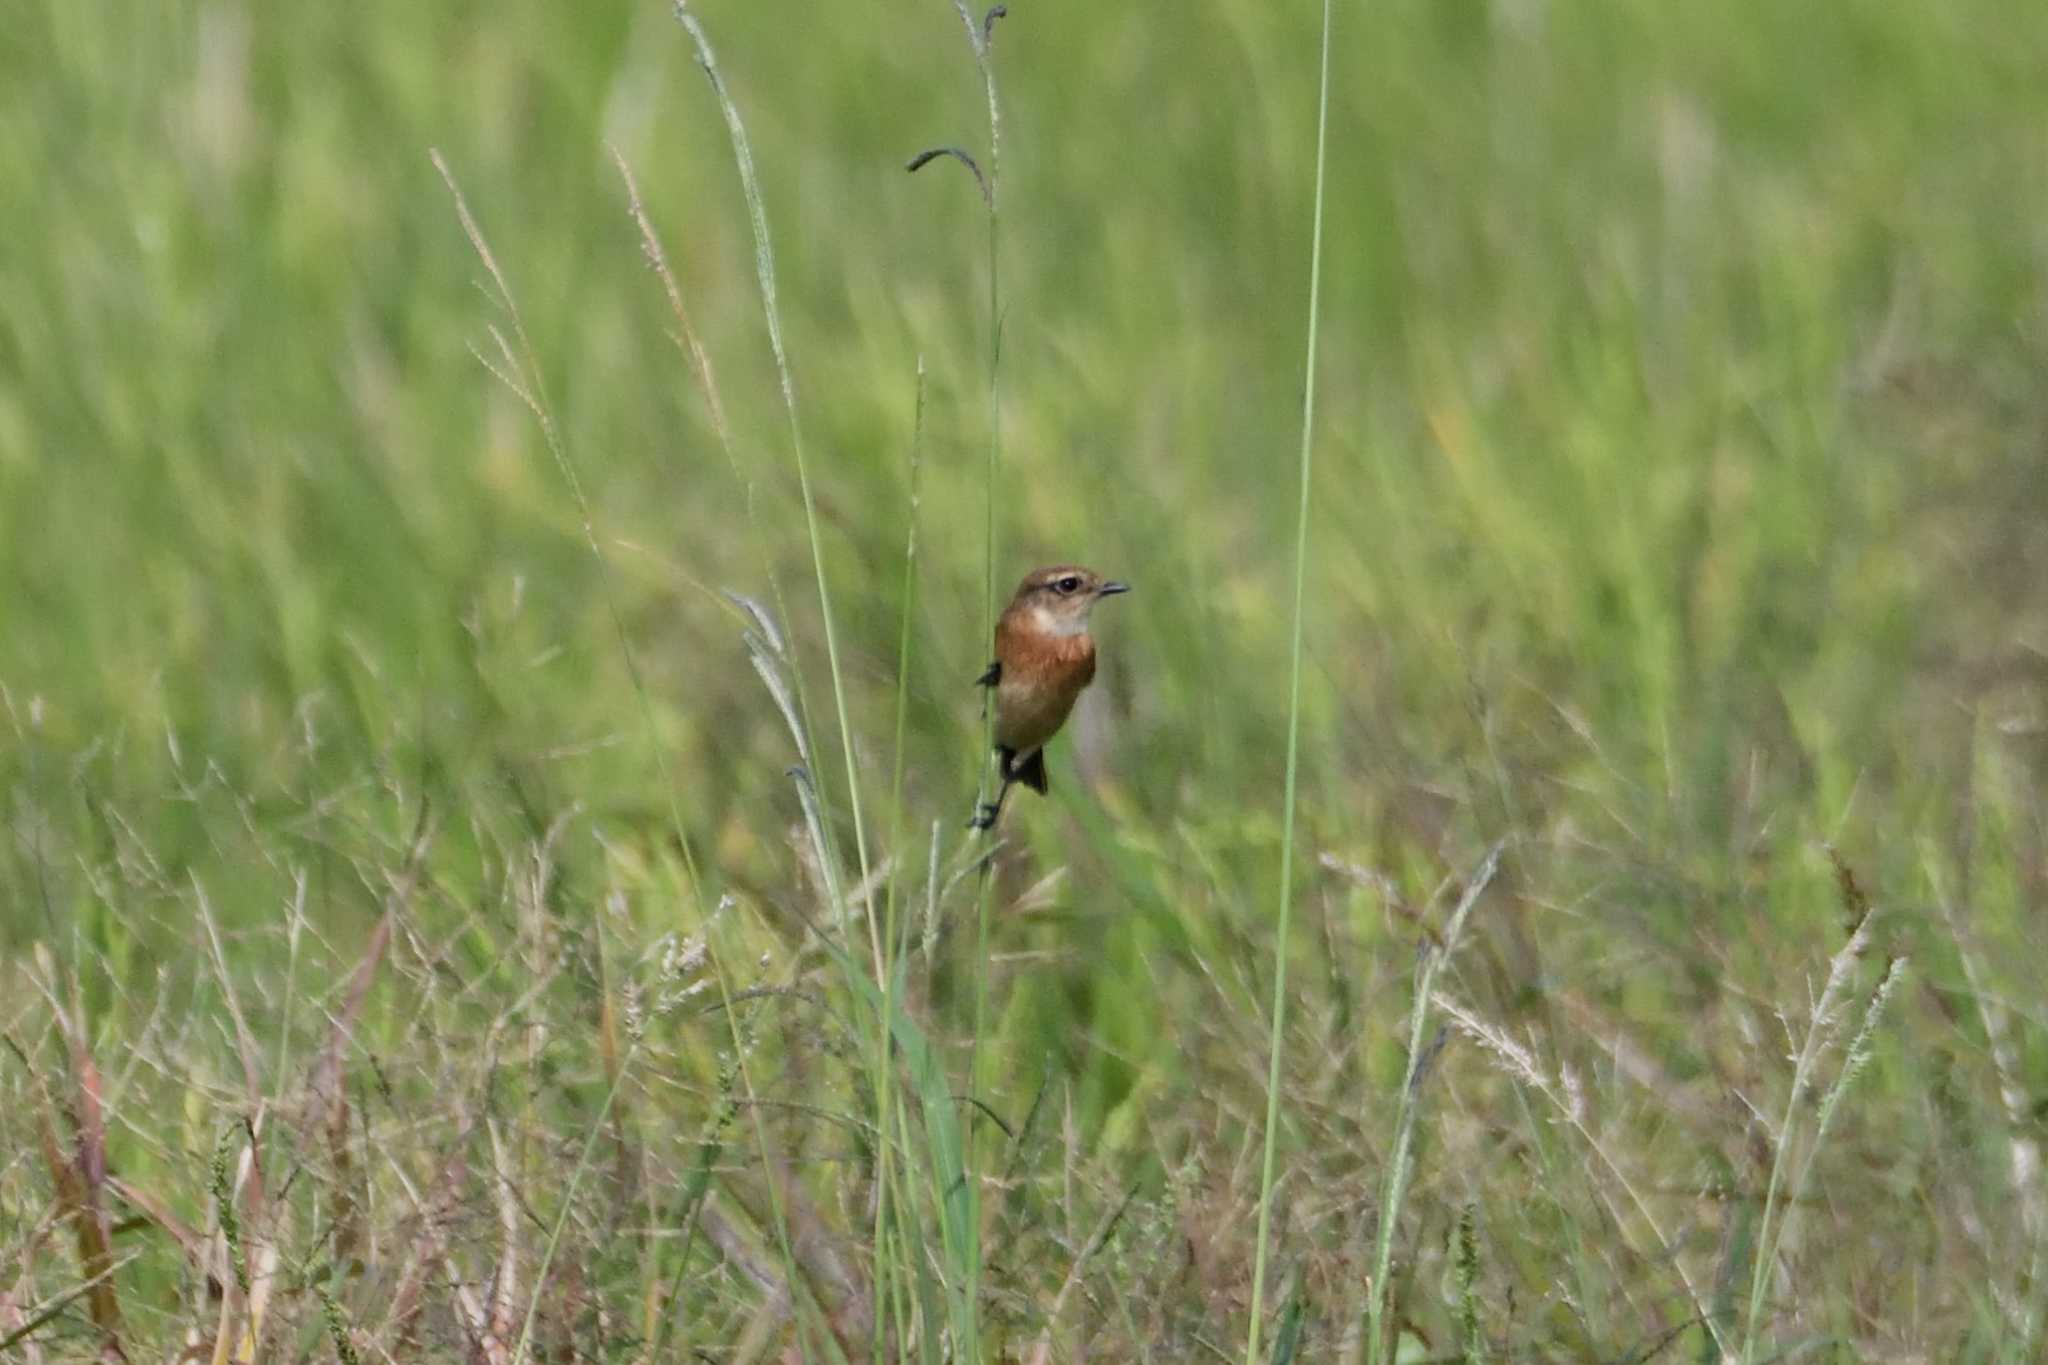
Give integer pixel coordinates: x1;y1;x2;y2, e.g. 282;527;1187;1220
6;0;2048;1359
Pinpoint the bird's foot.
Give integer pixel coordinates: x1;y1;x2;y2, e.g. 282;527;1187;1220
966;802;1000;832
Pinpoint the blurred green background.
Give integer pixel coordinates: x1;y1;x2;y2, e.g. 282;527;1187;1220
5;0;2045;871
5;0;2048;1354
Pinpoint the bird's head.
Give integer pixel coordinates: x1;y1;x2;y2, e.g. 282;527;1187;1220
1009;565;1130;638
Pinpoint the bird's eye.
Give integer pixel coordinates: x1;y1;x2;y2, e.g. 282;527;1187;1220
1056;575;1082;594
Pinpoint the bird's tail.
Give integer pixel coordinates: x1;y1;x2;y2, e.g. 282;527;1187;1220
1005;746;1049;795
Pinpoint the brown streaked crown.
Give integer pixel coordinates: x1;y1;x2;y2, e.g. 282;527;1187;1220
1002;564;1131;639
1009;565;1130;605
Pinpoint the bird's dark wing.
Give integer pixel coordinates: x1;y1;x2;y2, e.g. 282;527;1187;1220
974;660;1001;688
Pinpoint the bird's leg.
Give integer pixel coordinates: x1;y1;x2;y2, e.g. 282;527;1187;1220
968;775;1014;831
969;745;1013;831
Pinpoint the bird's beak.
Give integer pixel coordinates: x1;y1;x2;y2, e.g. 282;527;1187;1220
1097;580;1131;597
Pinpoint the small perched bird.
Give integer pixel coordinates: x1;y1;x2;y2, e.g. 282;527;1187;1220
970;564;1129;830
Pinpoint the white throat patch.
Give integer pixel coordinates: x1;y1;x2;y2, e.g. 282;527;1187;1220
1030;604;1092;638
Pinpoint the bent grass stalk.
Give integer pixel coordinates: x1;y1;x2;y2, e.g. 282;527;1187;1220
432;149;815;1360
611;144;834;920
669;13;987;1356
626;93;922;1365
617;142;869;1353
1365;844;1500;1364
666;20;894;1354
1245;0;1334;1360
671;2;879;978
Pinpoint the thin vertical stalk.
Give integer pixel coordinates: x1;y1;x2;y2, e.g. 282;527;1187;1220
949;6;1006;1360
872;359;929;1361
1245;0;1334;1359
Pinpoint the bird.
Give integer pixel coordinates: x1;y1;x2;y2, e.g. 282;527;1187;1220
969;564;1129;830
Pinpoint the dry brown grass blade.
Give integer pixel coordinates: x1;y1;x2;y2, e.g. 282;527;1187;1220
307;807;424;1133
233;1147;286;1364
193;883;284;1364
309;908;393;1128
377;1129;473;1356
28;1098;120;1358
308;905;395;1265
0;1286;45;1365
29;978;130;1361
1026;1181;1141;1365
484;1118;521;1355
196;880;268;1116
778;1172;869;1347
0;1252;140;1362
107;1176;206;1269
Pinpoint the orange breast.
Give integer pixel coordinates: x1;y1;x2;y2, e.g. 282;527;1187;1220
993;621;1096;754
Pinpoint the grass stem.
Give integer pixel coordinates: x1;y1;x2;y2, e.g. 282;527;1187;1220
1245;0;1334;1358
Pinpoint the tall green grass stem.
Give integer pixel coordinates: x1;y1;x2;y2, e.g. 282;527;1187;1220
950;5;1006;1359
672;2;879;978
871;358;928;1360
1244;0;1334;1359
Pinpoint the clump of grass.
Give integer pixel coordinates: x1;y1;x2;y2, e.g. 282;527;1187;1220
1434;983;1727;1356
